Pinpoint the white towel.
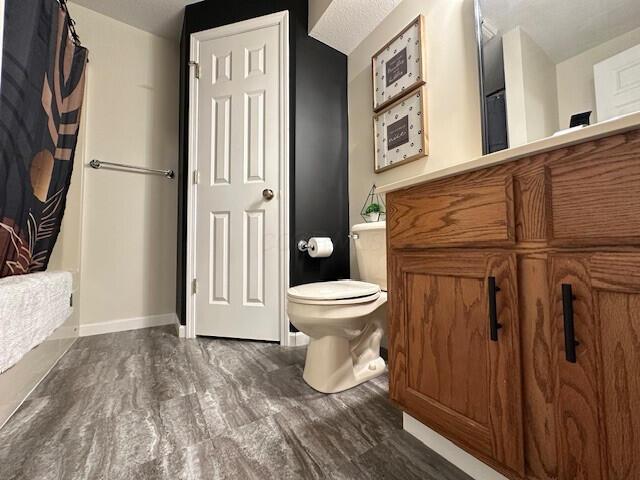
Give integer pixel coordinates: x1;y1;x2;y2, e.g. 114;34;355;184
0;271;73;373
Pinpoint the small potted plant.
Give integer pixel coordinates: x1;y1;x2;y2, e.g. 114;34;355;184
360;184;386;223
364;203;384;222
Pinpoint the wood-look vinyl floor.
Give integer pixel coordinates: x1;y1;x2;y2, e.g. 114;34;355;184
0;326;471;480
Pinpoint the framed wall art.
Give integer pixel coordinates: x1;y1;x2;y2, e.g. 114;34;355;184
373;86;428;173
372;15;426;112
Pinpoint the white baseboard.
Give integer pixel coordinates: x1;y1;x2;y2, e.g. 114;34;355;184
79;313;178;337
403;413;508;480
286;331;309;347
175;322;186;338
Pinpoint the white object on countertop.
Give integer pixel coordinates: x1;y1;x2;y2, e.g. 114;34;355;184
553;125;587;137
307;237;333;258
0;271;73;373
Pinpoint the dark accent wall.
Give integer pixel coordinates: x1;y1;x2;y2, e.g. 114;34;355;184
177;0;350;326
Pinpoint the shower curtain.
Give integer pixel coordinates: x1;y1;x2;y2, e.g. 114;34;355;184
0;0;87;278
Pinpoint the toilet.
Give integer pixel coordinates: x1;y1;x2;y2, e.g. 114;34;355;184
287;221;387;393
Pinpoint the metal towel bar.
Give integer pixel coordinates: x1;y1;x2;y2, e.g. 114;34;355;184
89;159;174;179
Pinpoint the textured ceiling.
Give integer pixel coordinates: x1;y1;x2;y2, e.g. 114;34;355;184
70;0;402;49
69;0;199;40
309;0;403;55
481;0;640;62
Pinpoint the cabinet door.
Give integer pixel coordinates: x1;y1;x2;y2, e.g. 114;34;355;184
389;252;524;477
550;254;640;480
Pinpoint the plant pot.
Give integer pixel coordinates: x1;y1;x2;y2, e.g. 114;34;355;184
366;212;380;222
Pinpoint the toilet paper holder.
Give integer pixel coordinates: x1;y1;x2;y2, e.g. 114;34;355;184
297;240;311;252
299;234;354;252
298;237;334;258
297;239;332;253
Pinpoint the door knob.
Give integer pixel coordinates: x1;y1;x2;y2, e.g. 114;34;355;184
262;188;275;201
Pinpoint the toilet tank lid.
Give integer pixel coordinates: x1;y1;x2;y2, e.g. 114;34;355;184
352;221;386;233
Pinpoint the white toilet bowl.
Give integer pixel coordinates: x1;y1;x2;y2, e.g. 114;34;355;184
288;280;387;393
287;221;388;394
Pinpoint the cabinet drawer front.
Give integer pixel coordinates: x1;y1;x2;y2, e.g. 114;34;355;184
388;176;515;249
549;135;640;245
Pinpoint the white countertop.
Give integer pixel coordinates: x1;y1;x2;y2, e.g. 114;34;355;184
377;111;640;194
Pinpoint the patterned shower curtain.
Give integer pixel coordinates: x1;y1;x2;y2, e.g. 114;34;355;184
0;0;87;278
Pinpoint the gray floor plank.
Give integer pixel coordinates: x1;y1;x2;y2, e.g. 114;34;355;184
0;326;471;480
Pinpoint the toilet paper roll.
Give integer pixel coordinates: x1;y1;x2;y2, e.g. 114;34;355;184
307;237;333;258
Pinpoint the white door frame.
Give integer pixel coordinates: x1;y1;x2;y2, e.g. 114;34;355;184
186;11;290;344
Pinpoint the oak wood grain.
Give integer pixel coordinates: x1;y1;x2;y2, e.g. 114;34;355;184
387;252;406;405
387;176;515;249
590;253;640;293
406;271;489;425
598;290;640;480
514;172;549;242
587;253;640;480
388;127;640;480
550;255;603;480
486;254;525;476
391;252;524;477
518;256;557;480
548;131;640;246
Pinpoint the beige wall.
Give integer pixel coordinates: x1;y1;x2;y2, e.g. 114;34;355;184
67;3;179;325
503;26;558;146
502;27;527;147
556;26;640;129
309;0;333;31
348;0;481;274
520;28;559;142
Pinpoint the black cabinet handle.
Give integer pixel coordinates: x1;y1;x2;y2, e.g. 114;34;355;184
488;276;502;342
562;284;580;363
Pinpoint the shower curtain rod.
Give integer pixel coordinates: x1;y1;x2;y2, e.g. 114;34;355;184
89;159;175;179
56;0;82;47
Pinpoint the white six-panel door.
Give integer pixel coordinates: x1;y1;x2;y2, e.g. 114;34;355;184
595;43;640;122
193;19;283;340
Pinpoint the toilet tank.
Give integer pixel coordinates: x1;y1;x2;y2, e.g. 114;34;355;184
352;221;387;290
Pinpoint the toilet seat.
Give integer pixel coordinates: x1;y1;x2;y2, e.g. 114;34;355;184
287;280;380;305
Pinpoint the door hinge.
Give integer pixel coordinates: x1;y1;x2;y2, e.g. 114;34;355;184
193;170;200;185
192;278;198;295
188;61;200;79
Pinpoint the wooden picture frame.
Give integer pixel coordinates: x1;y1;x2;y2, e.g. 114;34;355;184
372;15;426;112
373;86;428;173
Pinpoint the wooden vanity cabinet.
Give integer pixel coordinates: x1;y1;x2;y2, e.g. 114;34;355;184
389;251;525;477
387;129;640;480
550;253;640;480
